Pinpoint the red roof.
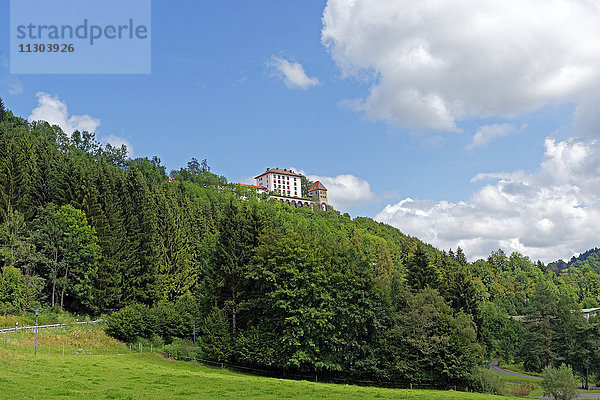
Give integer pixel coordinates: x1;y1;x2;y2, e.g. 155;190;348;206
255;168;303;179
237;183;267;190
308;181;327;191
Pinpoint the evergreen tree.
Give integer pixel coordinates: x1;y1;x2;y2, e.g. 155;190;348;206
0;97;5;122
521;283;559;371
200;307;231;362
406;245;438;291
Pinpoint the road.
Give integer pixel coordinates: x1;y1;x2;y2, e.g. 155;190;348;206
489;357;543;381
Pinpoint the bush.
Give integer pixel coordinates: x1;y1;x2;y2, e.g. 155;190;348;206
105;303;155;343
152;302;182;343
469;367;506;395
541;364;578;400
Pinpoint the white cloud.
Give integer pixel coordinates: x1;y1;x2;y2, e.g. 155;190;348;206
269;56;321;90
101;134;134;157
468;123;525;149
294;168;376;210
28;92;100;135
7;79;23;95
376;137;600;262
322;0;600;131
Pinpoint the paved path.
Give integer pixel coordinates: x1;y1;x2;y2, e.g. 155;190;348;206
529;393;600;399
489;357;543;381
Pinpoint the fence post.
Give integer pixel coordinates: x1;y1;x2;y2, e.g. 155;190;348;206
62;344;64;355
18;339;20;351
90;345;92;355
76;344;78;355
116;345;118;355
129;344;131;354
4;335;6;349
150;344;152;353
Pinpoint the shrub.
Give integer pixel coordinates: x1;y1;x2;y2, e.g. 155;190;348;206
105;303;155;343
469;367;506;395
151;302;182;343
541;364;578;400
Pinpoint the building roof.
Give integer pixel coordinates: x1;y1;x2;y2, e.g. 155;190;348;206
237;183;267;190
308;181;327;192
254;168;303;179
582;308;600;313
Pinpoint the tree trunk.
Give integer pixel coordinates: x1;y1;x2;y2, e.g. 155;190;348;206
52;249;59;308
60;267;68;311
231;292;237;340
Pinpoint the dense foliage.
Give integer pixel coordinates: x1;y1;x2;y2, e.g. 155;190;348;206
2;101;600;388
541;364;578;400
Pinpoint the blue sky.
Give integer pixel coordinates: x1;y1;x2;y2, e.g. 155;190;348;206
2;0;600;262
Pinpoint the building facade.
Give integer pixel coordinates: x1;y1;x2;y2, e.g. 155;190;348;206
250;168;331;211
254;168;303;198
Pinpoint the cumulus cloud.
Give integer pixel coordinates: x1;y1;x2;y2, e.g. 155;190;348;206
269;56;321;90
376;137;600;262
302;171;377;210
29;92;100;135
468;124;525;149
322;0;600;131
101;134;134;157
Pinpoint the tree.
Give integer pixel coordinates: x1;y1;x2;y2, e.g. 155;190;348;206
300;175;314;197
33;204;100;312
0;97;5;122
521;282;559;371
406;245;438;291
200;307;231;362
386;287;483;385
541;364;578;400
570;317;600;389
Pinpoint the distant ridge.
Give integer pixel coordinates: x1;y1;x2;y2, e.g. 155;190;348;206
548;247;600;273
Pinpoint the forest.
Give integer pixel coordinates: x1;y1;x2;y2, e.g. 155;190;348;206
1;99;600;389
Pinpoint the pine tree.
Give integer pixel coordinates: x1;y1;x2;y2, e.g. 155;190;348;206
406;245;439;291
0;97;5;122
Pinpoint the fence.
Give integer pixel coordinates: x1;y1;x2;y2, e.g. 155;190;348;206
166;354;468;392
0;319;103;333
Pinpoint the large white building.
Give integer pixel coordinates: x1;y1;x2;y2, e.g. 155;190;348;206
254;168;303;198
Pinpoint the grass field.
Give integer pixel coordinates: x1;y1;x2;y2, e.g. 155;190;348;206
0;327;527;400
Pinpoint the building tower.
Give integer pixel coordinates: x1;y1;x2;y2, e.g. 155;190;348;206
308;181;329;211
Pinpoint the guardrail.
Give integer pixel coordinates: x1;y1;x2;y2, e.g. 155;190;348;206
0;320;103;333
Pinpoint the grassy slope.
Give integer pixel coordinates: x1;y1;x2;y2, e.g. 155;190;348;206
0;326;524;399
0;351;526;400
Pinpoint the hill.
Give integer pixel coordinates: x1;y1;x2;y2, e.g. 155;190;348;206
2;102;600;390
0;346;522;400
548;248;600;273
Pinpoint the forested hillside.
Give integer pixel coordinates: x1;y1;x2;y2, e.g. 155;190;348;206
1;102;600;388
